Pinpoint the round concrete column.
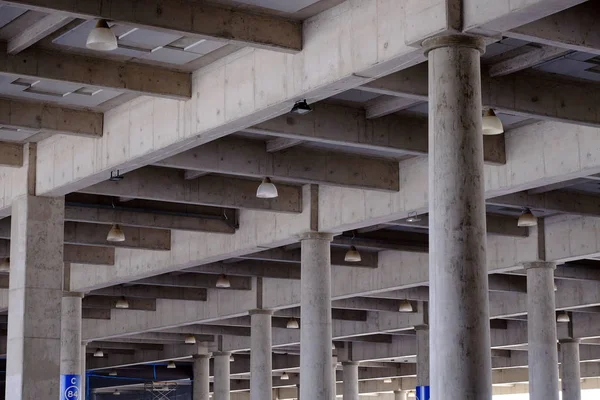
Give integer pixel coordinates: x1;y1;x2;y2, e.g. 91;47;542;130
342;362;359;400
60;292;83;398
422;34;491;400
416;326;430;386
394;390;409;400
524;261;559;400
250;309;273;400
299;232;334;400
560;339;581;400
213;352;231;400
193;354;211;400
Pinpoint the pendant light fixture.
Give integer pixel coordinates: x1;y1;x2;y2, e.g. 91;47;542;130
556;312;570;323
86;19;118;51
93;348;104;358
167;361;176;369
383;378;393;384
344;246;361;262
332;343;336;351
406;211;421;223
553;280;558;292
115;296;129;309
286;317;299;329
216;274;231;288
517;208;537;227
185;335;196;344
107;224;125;242
280;372;290;380
290;100;312;115
256;177;278;199
109;370;118;376
229;354;235;362
482;109;504;135
113;389;121;396
0;258;9;273
398;300;413;313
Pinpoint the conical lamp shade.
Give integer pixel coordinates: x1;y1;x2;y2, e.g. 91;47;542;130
115;297;129;309
216;274;231;288
256;177;278;198
344;246;361;262
286;318;299;329
107;224;125;242
518;210;537;227
167;361;176;369
113;389;121;396
280;372;290;380
398;300;413;312
185;335;196;344
556;312;570;323
0;258;10;273
86;19;118;51
93;348;104;357
229;354;235;362
482;109;504;135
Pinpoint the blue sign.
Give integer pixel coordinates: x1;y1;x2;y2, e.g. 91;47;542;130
416;385;430;400
60;374;81;400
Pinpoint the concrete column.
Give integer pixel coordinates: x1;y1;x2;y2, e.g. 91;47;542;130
299;232;334;400
422;34;491;400
6;195;65;399
193;354;210;400
81;342;87;400
416;326;430;387
60;292;83;399
560;339;581;400
332;355;338;400
394;390;409;400
250;309;273;400
214;352;231;400
342;362;359;400
524;262;559;400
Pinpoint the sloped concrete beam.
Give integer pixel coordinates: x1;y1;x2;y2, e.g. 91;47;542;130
91;286;207;301
239;247;379;269
488;45;570;77
133;273;252;290
64;244;115;265
83;296;156;311
488;191;600;217
7;14;72;54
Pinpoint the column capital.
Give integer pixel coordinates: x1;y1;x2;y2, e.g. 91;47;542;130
422;34;485;55
523;261;557;271
192;353;212;359
213;351;232;357
297;231;334;241
62;291;84;298
249;308;273;316
559;338;581;344
341;361;359;366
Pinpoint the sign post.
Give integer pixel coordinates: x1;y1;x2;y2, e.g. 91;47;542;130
60;374;81;400
416;385;430;400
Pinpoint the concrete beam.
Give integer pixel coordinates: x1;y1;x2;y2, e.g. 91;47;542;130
161;325;251;337
0;97;103;138
488;191;600;217
82;308;111;320
266;138;304;153
64;204;235;234
155;136;399;191
245;103;505;165
133;273;252;290
332;232;428;253
86;342;163;352
183;171;209;180
186;261;301;280
80;167;302;213
83;296;156;311
0;142;23;167
91;286;208;301
0;43;191;100
487;45;570;77
64;244;115;265
7;14;72;54
365;96;421;119
2;0;302;53
238;247;379;269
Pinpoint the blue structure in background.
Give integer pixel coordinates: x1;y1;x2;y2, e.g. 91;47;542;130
416;385;430;400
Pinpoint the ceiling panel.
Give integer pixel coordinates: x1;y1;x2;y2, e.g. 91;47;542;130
0;4;27;29
330;89;381;103
221;0;323;13
0;127;39;143
534;57;600;82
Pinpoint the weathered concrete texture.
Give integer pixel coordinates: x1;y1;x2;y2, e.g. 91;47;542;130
415;326;429;386
214;352;231;400
342;362;359;400
300;232;334;400
193;354;210;400
60;293;83;378
560;339;581;400
394;390;409;400
524;262;559;400
250;309;273;400
424;35;491;400
6;195;65;400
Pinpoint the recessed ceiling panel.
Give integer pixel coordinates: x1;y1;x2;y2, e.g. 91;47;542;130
0;127;39;143
227;0;322;13
0;5;27;29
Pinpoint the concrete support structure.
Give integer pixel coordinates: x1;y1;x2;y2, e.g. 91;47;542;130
416;326;430;387
342;362;359;400
394;390;409;400
214;352;231;400
250;309;273;400
193;354;210;400
300;232;334;400
560;339;581;400
60;292;83;399
525;262;560;400
423;35;491;400
81;342;87;400
6;195;65;399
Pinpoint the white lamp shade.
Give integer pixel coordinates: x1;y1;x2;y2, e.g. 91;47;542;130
286;318;299;329
0;258;9;273
167;361;176;369
109;370;118;376
383;378;393;384
398;300;413;313
86;19;118;51
113;389;121;396
482;109;504;135
216;275;231;288
280;372;290;380
344;246;362;262
256;177;278;199
93;348;104;357
229;354;235;362
107;224;126;242
115;297;129;309
557;312;570;323
185;335;196;344
518;210;537;227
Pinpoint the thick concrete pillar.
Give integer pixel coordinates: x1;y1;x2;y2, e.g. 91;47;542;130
6;195;65;400
299;232;334;400
214;352;231;400
394;390;409;400
250;309;272;400
416;326;430;387
525;262;559;400
423;35;491;400
560;339;581;400
342;362;359;400
193;354;210;400
60;292;83;400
